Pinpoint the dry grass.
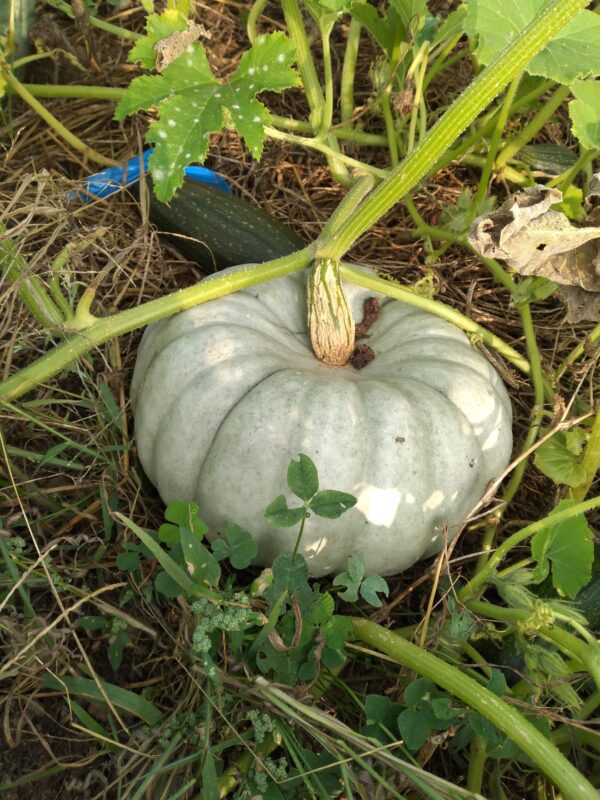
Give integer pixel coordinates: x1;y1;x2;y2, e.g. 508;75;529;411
1;1;599;796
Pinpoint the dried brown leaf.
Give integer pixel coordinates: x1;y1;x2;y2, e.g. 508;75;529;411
469;184;600;321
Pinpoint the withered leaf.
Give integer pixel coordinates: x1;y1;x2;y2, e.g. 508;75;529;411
469;184;600;321
154;23;211;72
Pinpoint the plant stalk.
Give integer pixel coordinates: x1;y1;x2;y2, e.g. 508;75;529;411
351;617;598;800
0;248;313;402
339;264;530;374
317;0;588;260
2;71;116;167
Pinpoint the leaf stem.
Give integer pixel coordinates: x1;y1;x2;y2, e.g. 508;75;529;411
246;0;268;43
20;83;125;101
495;84;571;170
350;617;598;800
339;264;530;374
44;0;141;40
318;0;587;259
465;600;600;689
1;236;67;330
459;495;600;601
340;17;361;123
318;20;335;139
265;127;387;178
0;247;314;402
466;735;487;796
2;71;116;167
473;73;522;210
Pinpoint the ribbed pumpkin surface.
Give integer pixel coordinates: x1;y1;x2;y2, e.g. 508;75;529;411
132;269;513;576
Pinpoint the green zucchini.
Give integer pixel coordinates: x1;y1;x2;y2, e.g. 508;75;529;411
148;178;304;270
520;144;577;176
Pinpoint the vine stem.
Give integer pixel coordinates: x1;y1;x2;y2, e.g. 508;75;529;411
316;0;589;261
464;600;600;689
554;320;600;381
339;264;530;373
473;73;522;210
350;618;598;800
265;127;387;178
0;248;314;403
2;71;116;167
458;495;600;601
495;84;571;170
19;84;389;146
475;303;547;569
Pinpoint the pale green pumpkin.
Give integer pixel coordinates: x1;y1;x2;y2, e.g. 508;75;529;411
131;266;512;577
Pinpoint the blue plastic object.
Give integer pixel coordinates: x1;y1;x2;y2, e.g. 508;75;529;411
73;149;231;201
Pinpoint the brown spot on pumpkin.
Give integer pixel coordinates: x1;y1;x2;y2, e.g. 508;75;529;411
350;344;375;370
395;436;405;444
355;297;381;339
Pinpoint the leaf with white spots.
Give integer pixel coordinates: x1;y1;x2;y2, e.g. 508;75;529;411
116;31;299;201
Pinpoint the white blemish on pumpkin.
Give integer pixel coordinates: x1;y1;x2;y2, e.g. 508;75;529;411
167;119;176;127
232;104;240;109
153;168;164;179
186;45;194;54
263;65;268;71
422;490;444;512
248;67;255;76
249;84;254;90
354;484;401;527
253;116;261;122
277;53;285;62
158;130;167;139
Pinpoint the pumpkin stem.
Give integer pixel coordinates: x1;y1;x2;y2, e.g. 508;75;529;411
307;258;355;367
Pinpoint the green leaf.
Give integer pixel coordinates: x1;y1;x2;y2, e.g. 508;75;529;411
287;454;319;501
154;569;182;598
107;630;130;671
116;32;300;201
201;750;220;800
128;9;187;69
511;276;558;308
359;574;389;608
212;524;258;569
531;499;594;599
115;512;215;599
534;431;587;488
264;495;306;528
116;549;141;572
180;527;221;586
321;615;352;650
164;499;208;539
397;708;430;751
361;694;404;743
332;551;365;602
309;489;356;519
405;677;436;708
569;80;600;150
158;522;180;547
465;1;600;84
42;674;163;725
263;553;312;613
77;615;109;631
305;590;335;625
487;668;508;697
